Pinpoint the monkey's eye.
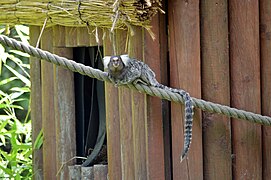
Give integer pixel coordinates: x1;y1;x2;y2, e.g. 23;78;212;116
112;57;119;62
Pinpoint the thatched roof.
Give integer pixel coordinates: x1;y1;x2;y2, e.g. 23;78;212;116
0;0;163;30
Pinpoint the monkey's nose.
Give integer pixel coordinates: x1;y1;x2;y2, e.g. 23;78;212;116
113;62;119;68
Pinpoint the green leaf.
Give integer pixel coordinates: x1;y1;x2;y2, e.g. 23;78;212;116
15;25;29;44
0;25;32;179
0;104;23;110
0;44;8;74
0;77;18;86
15;25;29;36
10;87;30;93
4;64;30;87
34;130;43;150
0;135;6;146
0;27;5;34
5;55;30;79
10;92;24;100
0;118;9;130
0;164;13;176
0;115;14;120
9;50;30;58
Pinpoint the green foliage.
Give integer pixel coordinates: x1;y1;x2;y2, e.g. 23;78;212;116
0;25;32;179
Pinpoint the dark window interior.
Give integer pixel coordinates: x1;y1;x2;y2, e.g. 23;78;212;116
73;47;107;166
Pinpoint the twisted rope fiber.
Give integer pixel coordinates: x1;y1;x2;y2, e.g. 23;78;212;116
1;34;271;126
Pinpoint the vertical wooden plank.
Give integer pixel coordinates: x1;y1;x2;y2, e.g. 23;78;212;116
201;1;232;179
260;1;271;179
41;27;57;179
229;1;262;179
168;0;203;179
129;27;147;180
158;6;172;179
81;167;94;179
68;165;81;180
103;29;126;180
112;29;135;179
144;14;167;179
93;165;108;180
53;47;76;180
118;84;135;179
30;26;43;180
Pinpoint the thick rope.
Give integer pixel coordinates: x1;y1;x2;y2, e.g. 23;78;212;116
1;34;270;126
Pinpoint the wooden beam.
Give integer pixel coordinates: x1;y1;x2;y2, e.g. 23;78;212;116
117;28;135;179
168;0;203;179
129;26;147;180
94;165;108;179
53;46;76;179
41;27;57;179
201;1;232;179
144;14;167;179
260;0;271;179
65;27;78;47
30;26;43;180
103;29;126;179
229;1;262;179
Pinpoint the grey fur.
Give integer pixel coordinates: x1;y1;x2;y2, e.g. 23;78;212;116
103;55;194;162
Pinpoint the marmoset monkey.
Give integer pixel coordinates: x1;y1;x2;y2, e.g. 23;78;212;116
103;55;194;162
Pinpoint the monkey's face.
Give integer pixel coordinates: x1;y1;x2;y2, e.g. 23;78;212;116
110;56;122;68
103;55;129;72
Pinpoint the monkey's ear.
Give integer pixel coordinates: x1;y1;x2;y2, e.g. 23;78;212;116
103;56;111;70
120;54;130;66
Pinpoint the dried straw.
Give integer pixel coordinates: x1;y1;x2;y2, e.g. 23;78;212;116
0;0;163;31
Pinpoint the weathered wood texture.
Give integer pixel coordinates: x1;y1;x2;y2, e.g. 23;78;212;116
68;165;107;180
229;1;262;179
260;1;271;179
129;26;147;180
144;12;169;179
41;27;57;180
168;0;203;179
104;24;169;180
93;165;108;180
53;47;76;180
31;1;270;179
103;30;125;180
64;27;102;47
30;26;43;180
201;1;232;179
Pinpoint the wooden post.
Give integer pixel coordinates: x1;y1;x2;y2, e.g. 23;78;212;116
229;1;262;179
94;165;108;179
41;27;57;179
260;0;271;179
30;26;43;180
201;1;232;179
53;46;76;179
103;30;126;179
144;14;167;179
168;0;203;179
129;26;147;180
116;29;136;179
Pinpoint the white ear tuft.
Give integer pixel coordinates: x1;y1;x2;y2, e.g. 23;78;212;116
120;54;130;66
103;56;111;69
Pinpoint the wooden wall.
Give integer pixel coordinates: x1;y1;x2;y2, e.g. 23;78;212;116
30;0;271;179
105;0;270;179
30;26;102;180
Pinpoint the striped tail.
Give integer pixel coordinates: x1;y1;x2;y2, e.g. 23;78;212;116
156;84;194;162
180;92;194;162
